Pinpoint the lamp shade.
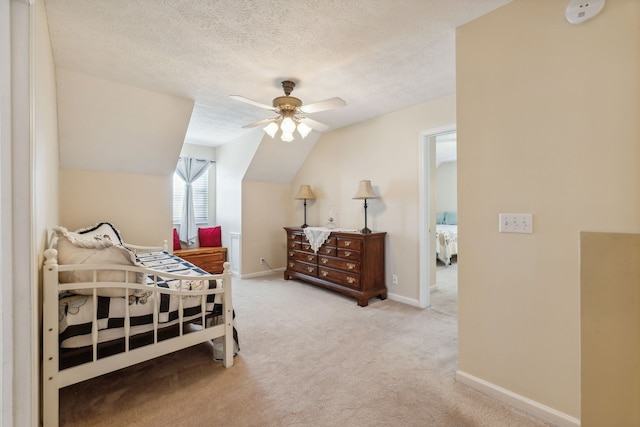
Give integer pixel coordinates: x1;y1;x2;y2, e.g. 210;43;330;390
295;185;316;200
352;180;379;199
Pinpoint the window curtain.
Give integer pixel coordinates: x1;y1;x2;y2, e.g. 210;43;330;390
175;157;212;245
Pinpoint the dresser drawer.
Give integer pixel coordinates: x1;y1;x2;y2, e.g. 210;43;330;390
292;251;317;264
337;237;362;251
318;255;360;273
318;267;360;290
317;246;337;256
288;231;303;241
301;242;314;252
290;261;317;276
288;240;301;250
337;248;359;260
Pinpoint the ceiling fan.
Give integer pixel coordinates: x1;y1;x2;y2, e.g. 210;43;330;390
230;80;346;142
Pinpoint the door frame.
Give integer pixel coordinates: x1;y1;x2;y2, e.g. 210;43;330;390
418;124;456;308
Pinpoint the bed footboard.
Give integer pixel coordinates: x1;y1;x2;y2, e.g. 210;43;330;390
42;248;234;427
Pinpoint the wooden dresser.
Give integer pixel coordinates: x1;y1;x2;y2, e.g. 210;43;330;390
173;247;227;274
284;227;386;307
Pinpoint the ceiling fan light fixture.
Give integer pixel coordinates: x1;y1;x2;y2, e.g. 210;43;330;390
235;80;345;142
281;131;295;142
264;122;279;138
280;116;296;134
297;122;312;138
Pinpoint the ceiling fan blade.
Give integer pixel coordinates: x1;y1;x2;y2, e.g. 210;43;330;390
229;95;276;111
299;97;346;114
299;117;329;132
242;117;278;129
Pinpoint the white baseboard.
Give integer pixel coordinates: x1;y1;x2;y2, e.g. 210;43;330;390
456;370;580;427
387;292;421;307
239;267;284;279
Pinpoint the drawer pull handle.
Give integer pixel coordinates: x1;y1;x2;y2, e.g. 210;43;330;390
289;252;294;257
347;277;355;284
290;234;295;239
344;251;351;257
307;255;314;261
307;267;315;273
347;263;355;270
324;248;331;254
290;242;296;248
344;241;351;246
321;271;329;277
321;258;328;264
289;262;295;268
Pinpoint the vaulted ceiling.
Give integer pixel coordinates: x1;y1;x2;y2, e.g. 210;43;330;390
44;0;512;147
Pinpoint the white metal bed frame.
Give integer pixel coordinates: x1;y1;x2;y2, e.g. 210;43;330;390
42;242;234;426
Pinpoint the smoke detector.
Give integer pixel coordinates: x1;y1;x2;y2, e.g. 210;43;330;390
565;0;605;24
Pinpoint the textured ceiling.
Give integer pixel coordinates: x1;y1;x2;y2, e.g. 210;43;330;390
43;0;512;147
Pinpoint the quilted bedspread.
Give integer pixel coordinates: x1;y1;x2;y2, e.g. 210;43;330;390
58;251;234;350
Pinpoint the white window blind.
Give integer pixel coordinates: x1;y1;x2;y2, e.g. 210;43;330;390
173;169;208;224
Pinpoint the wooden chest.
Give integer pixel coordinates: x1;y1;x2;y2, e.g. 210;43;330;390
284;227;386;307
173;247;227;274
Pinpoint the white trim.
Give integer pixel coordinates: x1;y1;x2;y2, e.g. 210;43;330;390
29;2;38;425
418;124;456;309
0;1;11;423
387;292;421;307
456;370;581;427
229;232;241;276
239;268;285;280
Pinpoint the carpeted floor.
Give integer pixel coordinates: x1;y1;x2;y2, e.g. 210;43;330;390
58;263;548;426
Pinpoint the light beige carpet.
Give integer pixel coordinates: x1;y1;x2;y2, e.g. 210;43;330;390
58;264;548;426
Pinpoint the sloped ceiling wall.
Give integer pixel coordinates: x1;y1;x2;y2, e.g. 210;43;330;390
56;69;194;175
56;68;312;182
243;129;320;183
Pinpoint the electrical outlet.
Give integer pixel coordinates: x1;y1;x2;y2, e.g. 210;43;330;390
260;257;265;265
392;274;398;286
565;0;605;24
499;213;533;234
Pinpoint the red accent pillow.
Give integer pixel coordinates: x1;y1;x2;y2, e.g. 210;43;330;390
198;226;221;247
173;228;181;251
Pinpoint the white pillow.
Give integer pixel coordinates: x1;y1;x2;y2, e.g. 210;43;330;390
75;222;123;245
54;228;143;297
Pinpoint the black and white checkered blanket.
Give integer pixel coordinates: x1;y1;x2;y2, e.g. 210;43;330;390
58;251;236;350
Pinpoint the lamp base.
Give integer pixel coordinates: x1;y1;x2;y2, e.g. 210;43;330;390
301;224;309;228
360;227;372;234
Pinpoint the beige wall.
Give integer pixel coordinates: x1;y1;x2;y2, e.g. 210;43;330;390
457;0;639;419
59;169;172;247
215;130;261;272
290;95;456;302
56;68;193;176
242;180;290;275
580;232;640;427
436;162;456;214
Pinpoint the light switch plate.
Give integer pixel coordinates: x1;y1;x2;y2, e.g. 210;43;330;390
499;214;533;234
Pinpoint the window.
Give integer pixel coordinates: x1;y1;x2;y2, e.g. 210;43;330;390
173;169;209;224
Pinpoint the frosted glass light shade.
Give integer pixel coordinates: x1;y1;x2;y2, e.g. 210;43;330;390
264;122;279;138
297;122;312;138
281;117;296;134
281;132;294;142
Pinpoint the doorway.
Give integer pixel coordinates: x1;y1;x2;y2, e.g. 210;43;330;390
418;125;457;308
